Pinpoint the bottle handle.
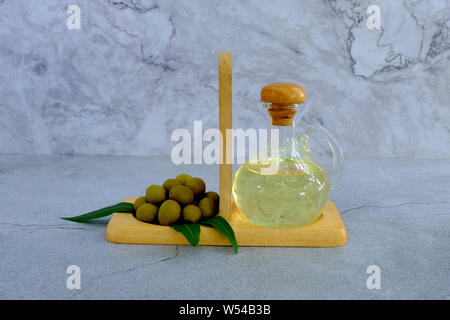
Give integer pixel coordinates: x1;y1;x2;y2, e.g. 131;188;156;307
302;126;345;190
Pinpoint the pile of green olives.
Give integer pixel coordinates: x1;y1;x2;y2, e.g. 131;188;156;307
134;174;220;226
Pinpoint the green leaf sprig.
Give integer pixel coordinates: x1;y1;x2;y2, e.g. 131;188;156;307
171;223;201;247
170;216;238;253
200;216;238;254
61;202;134;222
62;203;238;253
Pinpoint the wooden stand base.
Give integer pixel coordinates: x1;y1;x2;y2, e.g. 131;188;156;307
105;198;347;247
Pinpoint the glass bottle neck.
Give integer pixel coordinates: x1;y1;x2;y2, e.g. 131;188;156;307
271;123;299;160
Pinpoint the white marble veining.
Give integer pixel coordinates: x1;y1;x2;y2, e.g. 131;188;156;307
0;0;449;157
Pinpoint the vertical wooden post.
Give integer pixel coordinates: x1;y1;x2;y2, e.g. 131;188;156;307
218;52;233;220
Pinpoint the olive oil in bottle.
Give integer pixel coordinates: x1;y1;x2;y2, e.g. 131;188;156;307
232;82;345;227
232;158;330;227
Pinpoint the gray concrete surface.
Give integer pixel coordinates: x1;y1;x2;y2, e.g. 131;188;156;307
0;155;449;299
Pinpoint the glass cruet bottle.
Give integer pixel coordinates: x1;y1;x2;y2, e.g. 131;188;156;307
232;82;345;227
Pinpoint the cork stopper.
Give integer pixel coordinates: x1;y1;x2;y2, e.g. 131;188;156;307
261;82;306;126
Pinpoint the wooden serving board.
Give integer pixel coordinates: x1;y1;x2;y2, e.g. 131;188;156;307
105;198;347;247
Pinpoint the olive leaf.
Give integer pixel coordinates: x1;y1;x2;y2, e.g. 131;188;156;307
61;202;135;222
61;201;239;254
171;223;201;247
200;216;238;254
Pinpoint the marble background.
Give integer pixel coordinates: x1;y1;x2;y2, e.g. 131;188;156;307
0;0;449;158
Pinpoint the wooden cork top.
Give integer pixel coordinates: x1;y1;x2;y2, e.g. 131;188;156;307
261;82;306;126
261;82;306;105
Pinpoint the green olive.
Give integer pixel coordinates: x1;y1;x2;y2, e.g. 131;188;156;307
146;185;166;204
182;204;202;223
136;203;158;223
175;173;192;185
198;197;215;219
133;196;147;211
169;185;194;205
162;178;180;192
205;191;219;205
158;200;181;226
185;177;206;196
